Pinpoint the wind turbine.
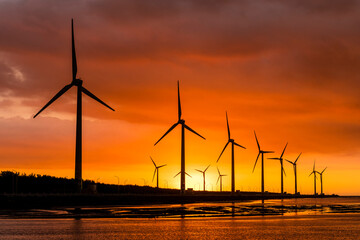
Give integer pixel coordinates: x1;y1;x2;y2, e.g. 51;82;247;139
33;19;114;192
217;167;227;192
309;161;318;196
150;156;167;188
217;112;246;194
268;143;288;195
285;153;302;195
195;165;210;191
252;131;274;194
154;81;205;194
316;167;327;195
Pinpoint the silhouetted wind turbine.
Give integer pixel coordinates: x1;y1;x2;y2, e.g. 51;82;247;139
252;131;274;194
154;81;205;194
150;156;166;188
268;143;288;195
217;167;227;192
316;167;327;195
33;19;114;192
217;112;246;194
195;165;210;191
285;153;302;195
309;161;318;196
174;171;192;187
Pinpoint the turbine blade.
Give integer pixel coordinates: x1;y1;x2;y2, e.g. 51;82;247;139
321;167;327;174
217;167;220;176
81;87;115;111
309;172;313;177
185;172;192;178
195;169;203;173
295;152;302;163
268;158;280;160
285;159;294;165
174;172;181;178
313;161;315;171
184;124;205;140
204;165;210;172
154;122;179;146
150;156;156;167
252;153;260;173
177;80;181;121
282;166;286;177
158;164;167;168
217;176;220;184
71;19;77;80
254;131;260;151
217;141;229;162
280;142;288;159
263;151;274;153
234;142;246;149
152;168;157;182
226;111;230;139
33;84;73;118
222;174;227;177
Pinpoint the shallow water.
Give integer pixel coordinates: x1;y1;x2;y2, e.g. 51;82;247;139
1;197;360;239
1;197;360;218
0;215;360;240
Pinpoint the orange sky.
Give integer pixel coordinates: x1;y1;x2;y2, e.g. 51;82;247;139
0;1;359;195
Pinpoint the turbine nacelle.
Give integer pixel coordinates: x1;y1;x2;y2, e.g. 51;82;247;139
72;78;83;86
178;119;185;124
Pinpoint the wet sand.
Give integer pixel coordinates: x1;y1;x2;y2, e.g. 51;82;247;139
1;197;359;219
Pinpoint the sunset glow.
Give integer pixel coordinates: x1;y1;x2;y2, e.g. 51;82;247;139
0;1;359;195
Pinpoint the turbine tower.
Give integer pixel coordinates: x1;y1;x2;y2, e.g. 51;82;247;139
316;167;327;195
217;167;227;192
33;19;115;192
154;81;205;194
217;112;246;194
268;143;288;195
195;165;210;191
309;161;318;196
150;156;167;188
252;131;274;194
285;153;302;195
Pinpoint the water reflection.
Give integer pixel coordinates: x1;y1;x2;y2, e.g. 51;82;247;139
1;197;360;219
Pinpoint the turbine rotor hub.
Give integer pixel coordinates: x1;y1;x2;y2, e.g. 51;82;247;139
73;78;83;86
179;119;185;124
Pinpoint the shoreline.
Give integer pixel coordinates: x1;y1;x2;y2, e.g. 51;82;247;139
1;196;359;219
0;192;338;209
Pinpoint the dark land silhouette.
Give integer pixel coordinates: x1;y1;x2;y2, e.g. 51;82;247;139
0;171;337;209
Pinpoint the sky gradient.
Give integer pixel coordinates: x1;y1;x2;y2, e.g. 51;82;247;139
0;0;359;195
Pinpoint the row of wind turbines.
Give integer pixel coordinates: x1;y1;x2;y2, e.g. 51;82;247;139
150;81;328;195
33;19;327;195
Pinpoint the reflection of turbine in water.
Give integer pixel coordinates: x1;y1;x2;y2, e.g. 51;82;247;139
217;112;246;194
252;131;274;194
268;143;288;195
33;19;114;193
154;81;205;194
150;156;166;188
285;153;301;194
217;167;227;192
195;165;210;191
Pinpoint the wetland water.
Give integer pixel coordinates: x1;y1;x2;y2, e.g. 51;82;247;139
0;197;359;239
